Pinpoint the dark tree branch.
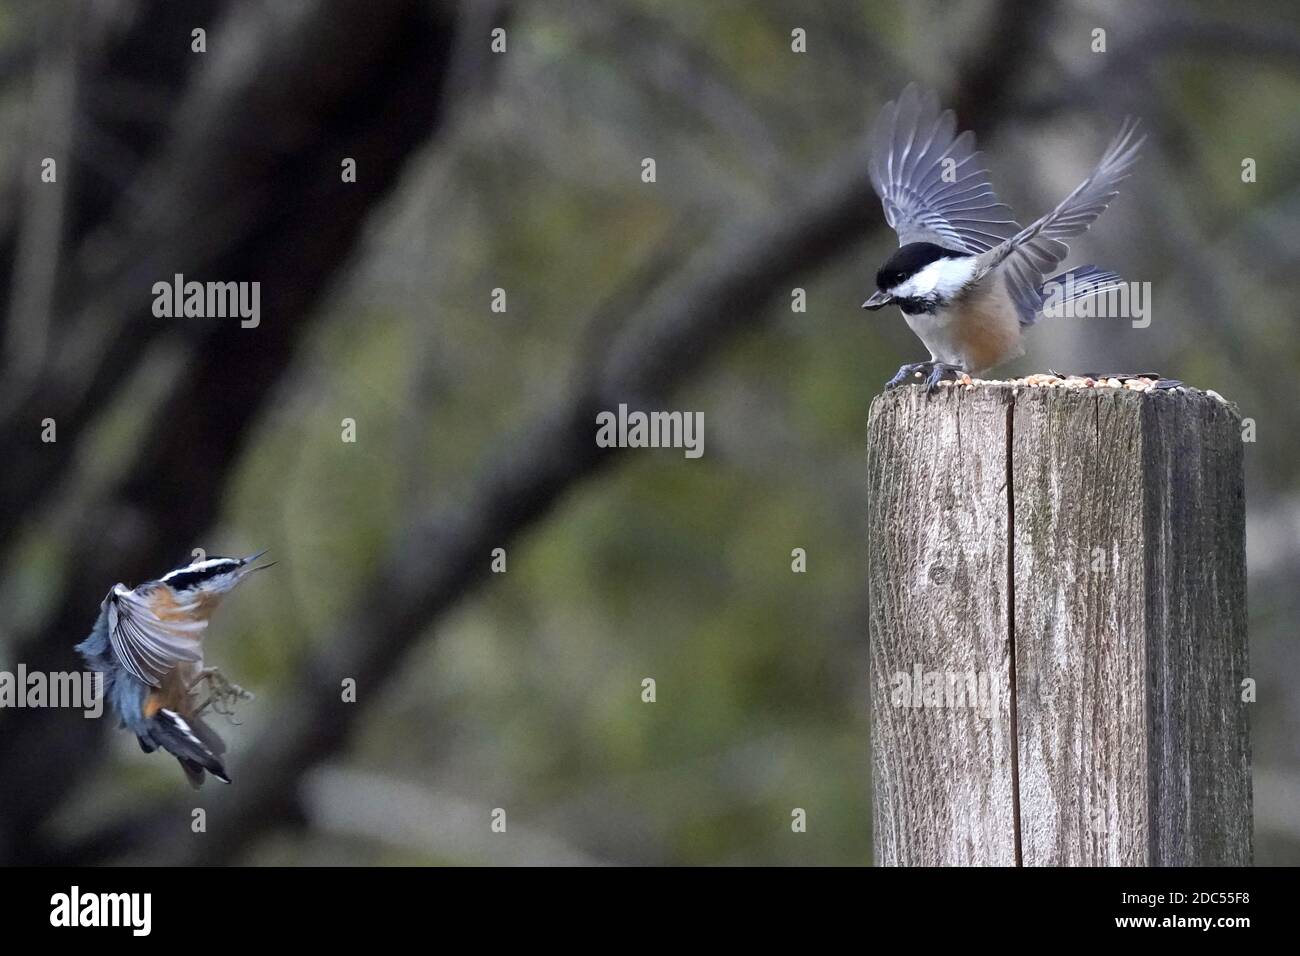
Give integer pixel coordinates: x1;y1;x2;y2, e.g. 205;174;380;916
1;0;227;396
0;0;459;553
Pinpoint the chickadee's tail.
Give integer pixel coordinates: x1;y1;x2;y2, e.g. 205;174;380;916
143;709;230;788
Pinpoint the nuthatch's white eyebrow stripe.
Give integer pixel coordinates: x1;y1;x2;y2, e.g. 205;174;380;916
164;557;239;575
161;558;240;589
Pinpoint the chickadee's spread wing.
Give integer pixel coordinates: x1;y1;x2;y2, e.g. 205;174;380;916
106;585;205;687
869;84;1020;253
982;118;1145;325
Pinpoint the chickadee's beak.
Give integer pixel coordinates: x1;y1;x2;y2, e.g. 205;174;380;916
238;549;276;573
862;290;893;311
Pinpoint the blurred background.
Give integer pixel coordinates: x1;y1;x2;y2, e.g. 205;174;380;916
0;0;1297;865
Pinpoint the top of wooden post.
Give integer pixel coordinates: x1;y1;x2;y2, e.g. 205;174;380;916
869;372;1239;420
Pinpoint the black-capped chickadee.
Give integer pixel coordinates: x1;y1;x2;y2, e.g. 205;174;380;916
75;551;273;787
863;84;1144;391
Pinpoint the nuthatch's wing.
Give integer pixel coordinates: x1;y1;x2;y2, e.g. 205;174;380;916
106;584;205;688
979;118;1145;325
869;83;1021;254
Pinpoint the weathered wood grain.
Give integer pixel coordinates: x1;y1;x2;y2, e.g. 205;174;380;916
867;387;1017;866
867;385;1251;866
1140;393;1251;865
1011;388;1154;865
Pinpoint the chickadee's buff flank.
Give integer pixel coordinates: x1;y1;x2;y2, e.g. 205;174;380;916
864;84;1144;391
75;551;273;787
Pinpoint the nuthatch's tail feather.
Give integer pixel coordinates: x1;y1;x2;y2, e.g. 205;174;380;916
145;709;230;788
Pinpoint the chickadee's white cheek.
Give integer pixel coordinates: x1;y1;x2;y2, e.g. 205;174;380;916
895;274;930;297
933;258;978;296
903;274;934;296
905;260;949;296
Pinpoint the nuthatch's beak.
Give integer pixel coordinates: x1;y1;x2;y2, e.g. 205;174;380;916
238;549;276;573
862;290;893;311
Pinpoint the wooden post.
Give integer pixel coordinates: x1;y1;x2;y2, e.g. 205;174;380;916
866;384;1251;866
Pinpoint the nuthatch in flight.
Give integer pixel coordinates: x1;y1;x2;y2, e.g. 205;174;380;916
75;551;273;787
863;84;1144;391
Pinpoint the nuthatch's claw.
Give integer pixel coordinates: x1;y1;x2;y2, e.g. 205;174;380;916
191;667;254;722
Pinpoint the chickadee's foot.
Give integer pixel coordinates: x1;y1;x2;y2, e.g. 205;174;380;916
923;363;965;394
885;362;930;390
190;667;254;721
885;361;966;392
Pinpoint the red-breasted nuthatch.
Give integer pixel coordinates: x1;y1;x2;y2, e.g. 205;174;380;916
75;550;273;787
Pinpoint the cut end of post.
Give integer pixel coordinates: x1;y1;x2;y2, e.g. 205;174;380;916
874;370;1236;402
870;375;1244;436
